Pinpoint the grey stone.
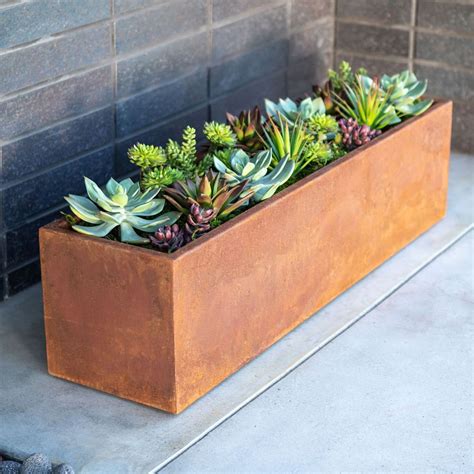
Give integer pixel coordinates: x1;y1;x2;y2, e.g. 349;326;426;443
452;101;474;154
212;5;287;62
416;32;474;70
20;454;51;474
0;24;111;96
290;18;333;65
0;461;21;474
336;21;409;57
0;67;113;141
116;32;208;98
1;107;114;183
291;0;334;28
115;106;208;176
7;260;42;296
288;52;332;98
115;69;207;137
0;0;110;49
335;52;409;76
114;0;168;14
212;0;275;22
114;0;207;55
51;464;74;474
417;0;474;34
336;0;411;25
415;64;474;101
2;146;114;227
210;39;288;98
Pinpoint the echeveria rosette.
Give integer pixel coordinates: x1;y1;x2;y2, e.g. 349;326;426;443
150;224;186;252
264;96;326;125
65;177;180;244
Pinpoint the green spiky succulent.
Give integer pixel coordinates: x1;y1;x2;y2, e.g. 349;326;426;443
306;114;339;139
302;141;335;169
265;97;325;124
65;177;180;244
328;60;367;92
203;121;237;148
378;70;433;116
129;126;199;189
226;107;265;153
213;149;295;202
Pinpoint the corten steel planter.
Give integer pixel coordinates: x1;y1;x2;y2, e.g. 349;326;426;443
39;100;452;414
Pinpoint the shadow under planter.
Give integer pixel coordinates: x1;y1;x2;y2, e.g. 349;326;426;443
39;100;452;414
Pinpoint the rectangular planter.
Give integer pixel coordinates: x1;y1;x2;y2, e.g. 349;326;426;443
39;100;452;414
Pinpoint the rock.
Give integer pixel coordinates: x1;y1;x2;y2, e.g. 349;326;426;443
52;465;74;474
20;454;52;474
0;460;22;474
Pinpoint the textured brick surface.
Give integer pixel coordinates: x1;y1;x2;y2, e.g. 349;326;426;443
288;52;332;98
290;19;333;64
212;0;277;22
335;52;409;76
417;0;474;34
452;101;474;154
0;67;113;140
114;0;168;14
291;0;334;27
0;0;110;49
336;0;411;25
7;260;41;296
0;24;112;95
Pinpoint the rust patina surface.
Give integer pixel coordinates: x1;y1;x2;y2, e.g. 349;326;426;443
40;100;452;413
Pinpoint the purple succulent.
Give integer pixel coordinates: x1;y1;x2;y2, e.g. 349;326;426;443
339;118;381;150
150;224;186;253
185;203;215;238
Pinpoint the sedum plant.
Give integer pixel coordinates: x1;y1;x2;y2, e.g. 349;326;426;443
150;224;186;252
339;118;381;150
265;96;325;125
226;107;265;153
306;113;339;140
213;149;295;202
203;121;237;148
65;177;180;244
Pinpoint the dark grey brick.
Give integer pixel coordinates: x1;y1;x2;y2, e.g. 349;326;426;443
416;32;474;69
211;72;287;121
288;52;332;98
0;24;112;96
7;260;41;296
452;100;474;154
117;32;208;98
0;274;4;301
417;0;474;34
1;107;114;183
336;21;409;57
116;69;207;137
2;146;114;228
291;0;334;28
212;0;275;22
0;66;113;140
336;0;411;25
115;106;208;176
212;5;287;62
290;19;333;65
211;39;288;98
415;64;474;101
0;0;110;49
6;209;63;269
114;0;168;14
115;0;207;55
335;52;409;76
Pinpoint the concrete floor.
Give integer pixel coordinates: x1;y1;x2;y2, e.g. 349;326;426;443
0;154;473;473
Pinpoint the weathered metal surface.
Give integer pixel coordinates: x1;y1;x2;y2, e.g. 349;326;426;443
40;100;452;414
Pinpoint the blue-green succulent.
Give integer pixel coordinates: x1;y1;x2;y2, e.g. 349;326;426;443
265;96;326;124
65;177;180;244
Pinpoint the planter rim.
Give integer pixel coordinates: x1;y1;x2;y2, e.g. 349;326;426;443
44;99;451;262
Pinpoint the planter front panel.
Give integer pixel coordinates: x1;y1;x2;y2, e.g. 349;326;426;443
40;101;452;413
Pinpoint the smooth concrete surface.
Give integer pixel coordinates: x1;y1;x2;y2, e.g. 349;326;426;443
162;231;473;473
0;154;472;473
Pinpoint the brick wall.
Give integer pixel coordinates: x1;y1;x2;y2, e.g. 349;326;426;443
0;0;334;299
334;0;474;154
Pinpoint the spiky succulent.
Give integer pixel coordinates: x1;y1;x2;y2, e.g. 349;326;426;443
203;122;237;148
65;177;180;244
378;70;433;116
226;107;264;152
213;149;295;202
339;118;381;150
265;97;325;124
306;114;339;140
164;171;253;230
150;224;186;252
302;141;335;169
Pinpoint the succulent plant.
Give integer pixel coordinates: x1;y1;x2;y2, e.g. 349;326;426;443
150;223;186;252
265;96;325;125
333;76;401;130
65;177;180;244
203;121;237;148
306;113;339;140
213;149;295;202
185;203;215;238
339;118;381;150
226;107;265;152
378;70;433;116
302;141;335;169
164;171;253;232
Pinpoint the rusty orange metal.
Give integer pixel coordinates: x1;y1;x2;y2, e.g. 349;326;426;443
39;100;452;414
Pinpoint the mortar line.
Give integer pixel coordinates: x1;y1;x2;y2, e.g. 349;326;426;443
409;0;418;72
150;224;474;473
